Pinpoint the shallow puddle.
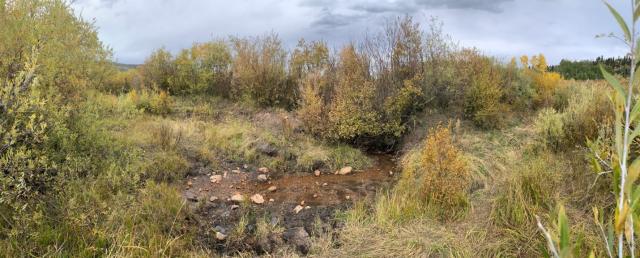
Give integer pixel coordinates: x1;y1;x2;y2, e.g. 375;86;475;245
183;155;398;206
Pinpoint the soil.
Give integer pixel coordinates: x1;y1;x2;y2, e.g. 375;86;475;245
182;154;399;254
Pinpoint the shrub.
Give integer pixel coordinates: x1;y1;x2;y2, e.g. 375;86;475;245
535;108;565;150
535;82;613;150
297;71;330;136
396;125;470;221
105;68;144;93
231;33;295;109
417;125;470;219
168;41;232;95
0;0;114;99
144;151;189;183
140;48;175;91
521;54;564;107
327;44;382;143
459;50;508;128
127;89;173;115
149;90;173;116
0;51;60;215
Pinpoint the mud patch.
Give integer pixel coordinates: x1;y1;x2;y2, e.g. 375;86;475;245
182;155;398;254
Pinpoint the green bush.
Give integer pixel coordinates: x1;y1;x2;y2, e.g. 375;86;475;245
535;82;613;150
460;50;508;128
535;108;565;150
231;33;296;109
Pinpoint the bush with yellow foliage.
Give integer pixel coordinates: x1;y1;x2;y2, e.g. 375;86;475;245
398;124;470;221
521;54;563;107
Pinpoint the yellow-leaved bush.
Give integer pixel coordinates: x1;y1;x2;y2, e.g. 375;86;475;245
521;54;564;107
398;125;470;221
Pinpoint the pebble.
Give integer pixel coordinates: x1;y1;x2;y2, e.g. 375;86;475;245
216;232;227;241
231;205;240;210
257;174;268;182
268;186;277;192
230;193;245;202
258;167;270;173
336;166;353;175
251;194;265;204
314;170;321;177
322;183;328;187
209;196;218;202
210;175;222;184
293;205;304;214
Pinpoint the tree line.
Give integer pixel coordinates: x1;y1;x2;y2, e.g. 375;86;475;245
549;56;632;80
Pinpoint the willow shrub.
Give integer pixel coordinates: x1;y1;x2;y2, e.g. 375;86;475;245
395;125;470;221
535;82;612;151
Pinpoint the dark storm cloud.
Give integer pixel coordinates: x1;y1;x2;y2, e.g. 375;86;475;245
71;0;631;65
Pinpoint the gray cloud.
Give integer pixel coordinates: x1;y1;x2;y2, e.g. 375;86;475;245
312;11;364;29
71;0;630;65
413;0;512;13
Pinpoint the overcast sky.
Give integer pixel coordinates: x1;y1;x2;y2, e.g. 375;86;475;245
71;0;630;65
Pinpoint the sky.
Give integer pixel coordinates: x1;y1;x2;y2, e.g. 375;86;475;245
71;0;631;65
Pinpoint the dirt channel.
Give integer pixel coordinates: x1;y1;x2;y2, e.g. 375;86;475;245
182;155;399;254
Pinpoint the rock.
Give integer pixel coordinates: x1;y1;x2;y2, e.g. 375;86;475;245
322;183;328;187
269;198;275;202
389;171;394;176
313;193;318;198
230;193;245;203
284;227;311;254
223;171;228;178
185;192;198;202
314;170;321;177
293;205;304;214
251;194;265;204
214;226;226;234
210;175;222;183
187;180;193;186
258;167;270;173
268;186;277;192
232;169;241;174
305;206;311;209
257;142;278;156
257;174;268;182
209;196;218;202
345;195;351;200
300;201;305;205
216;231;227;241
231;205;240;210
243;164;249;169
336;166;353;175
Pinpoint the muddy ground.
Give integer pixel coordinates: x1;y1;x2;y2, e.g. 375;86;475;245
182;155;398;255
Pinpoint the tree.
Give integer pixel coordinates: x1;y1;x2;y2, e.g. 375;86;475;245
328;44;381;143
140;48;174;92
231;33;294;108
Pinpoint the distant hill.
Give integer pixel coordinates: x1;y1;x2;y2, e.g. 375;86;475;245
113;62;139;71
